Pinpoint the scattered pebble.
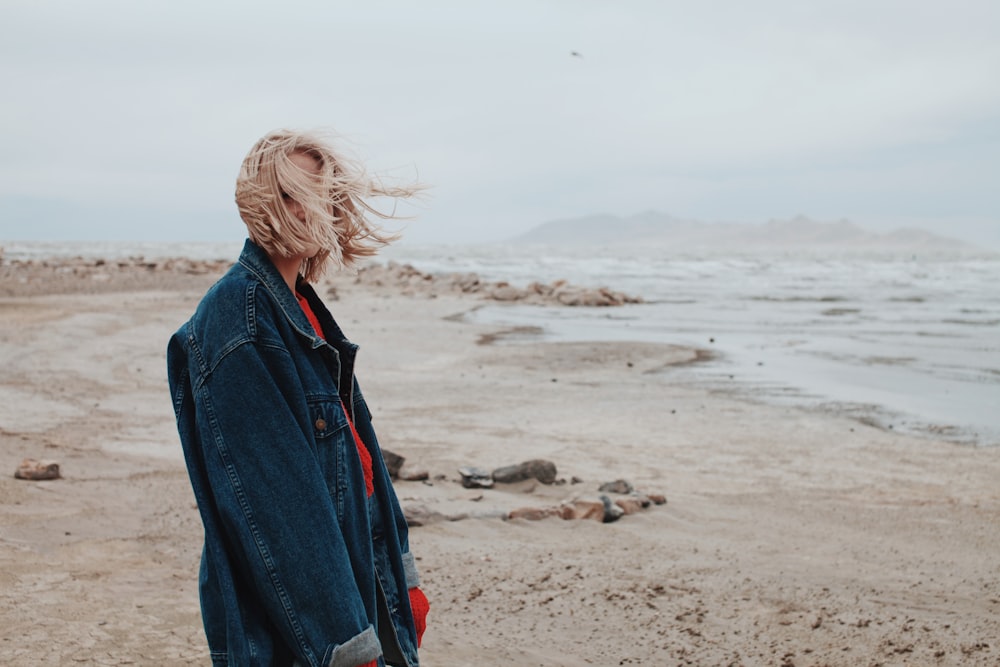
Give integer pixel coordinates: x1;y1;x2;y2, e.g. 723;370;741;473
14;458;61;481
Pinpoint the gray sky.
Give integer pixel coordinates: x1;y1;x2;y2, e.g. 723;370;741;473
2;0;999;248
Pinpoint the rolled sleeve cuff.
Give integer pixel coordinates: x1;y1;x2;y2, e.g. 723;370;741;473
322;625;381;667
402;551;420;589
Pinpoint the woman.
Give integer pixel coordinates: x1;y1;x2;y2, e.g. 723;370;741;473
167;130;427;667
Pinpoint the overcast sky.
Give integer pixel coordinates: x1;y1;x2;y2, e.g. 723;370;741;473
2;0;998;248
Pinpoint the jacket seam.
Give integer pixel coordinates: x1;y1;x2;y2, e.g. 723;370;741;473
191;337;256;393
245;281;257;339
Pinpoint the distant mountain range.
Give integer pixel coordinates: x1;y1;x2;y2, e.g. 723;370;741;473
511;212;987;254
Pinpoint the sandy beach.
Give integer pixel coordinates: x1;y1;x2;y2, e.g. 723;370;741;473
1;258;998;666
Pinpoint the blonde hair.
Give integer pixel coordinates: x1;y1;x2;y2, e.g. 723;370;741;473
235;129;420;282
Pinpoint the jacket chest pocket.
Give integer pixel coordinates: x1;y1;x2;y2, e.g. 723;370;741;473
306;397;352;521
309;397;349;440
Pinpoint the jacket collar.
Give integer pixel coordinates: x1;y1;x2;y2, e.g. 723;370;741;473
237;239;327;350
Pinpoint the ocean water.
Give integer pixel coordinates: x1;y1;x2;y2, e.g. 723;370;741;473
1;240;245;262
382;243;1000;447
5;240;999;446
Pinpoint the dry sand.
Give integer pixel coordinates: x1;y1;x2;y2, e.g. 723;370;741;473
0;260;998;666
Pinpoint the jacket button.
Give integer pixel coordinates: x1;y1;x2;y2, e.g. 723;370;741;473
315;418;327;431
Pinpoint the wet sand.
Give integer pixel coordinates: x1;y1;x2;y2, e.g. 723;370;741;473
0;260;998;665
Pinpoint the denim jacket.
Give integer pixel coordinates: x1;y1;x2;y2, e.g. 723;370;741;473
167;239;421;667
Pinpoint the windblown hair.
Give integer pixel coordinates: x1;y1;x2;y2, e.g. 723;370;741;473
235;129;419;282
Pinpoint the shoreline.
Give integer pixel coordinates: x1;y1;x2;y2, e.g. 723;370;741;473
0;253;642;306
1;257;999;664
4;252;996;449
466;307;998;449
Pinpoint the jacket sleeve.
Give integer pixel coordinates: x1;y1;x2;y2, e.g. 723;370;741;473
192;339;380;667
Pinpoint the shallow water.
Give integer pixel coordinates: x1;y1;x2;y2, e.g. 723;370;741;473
385;244;1000;447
